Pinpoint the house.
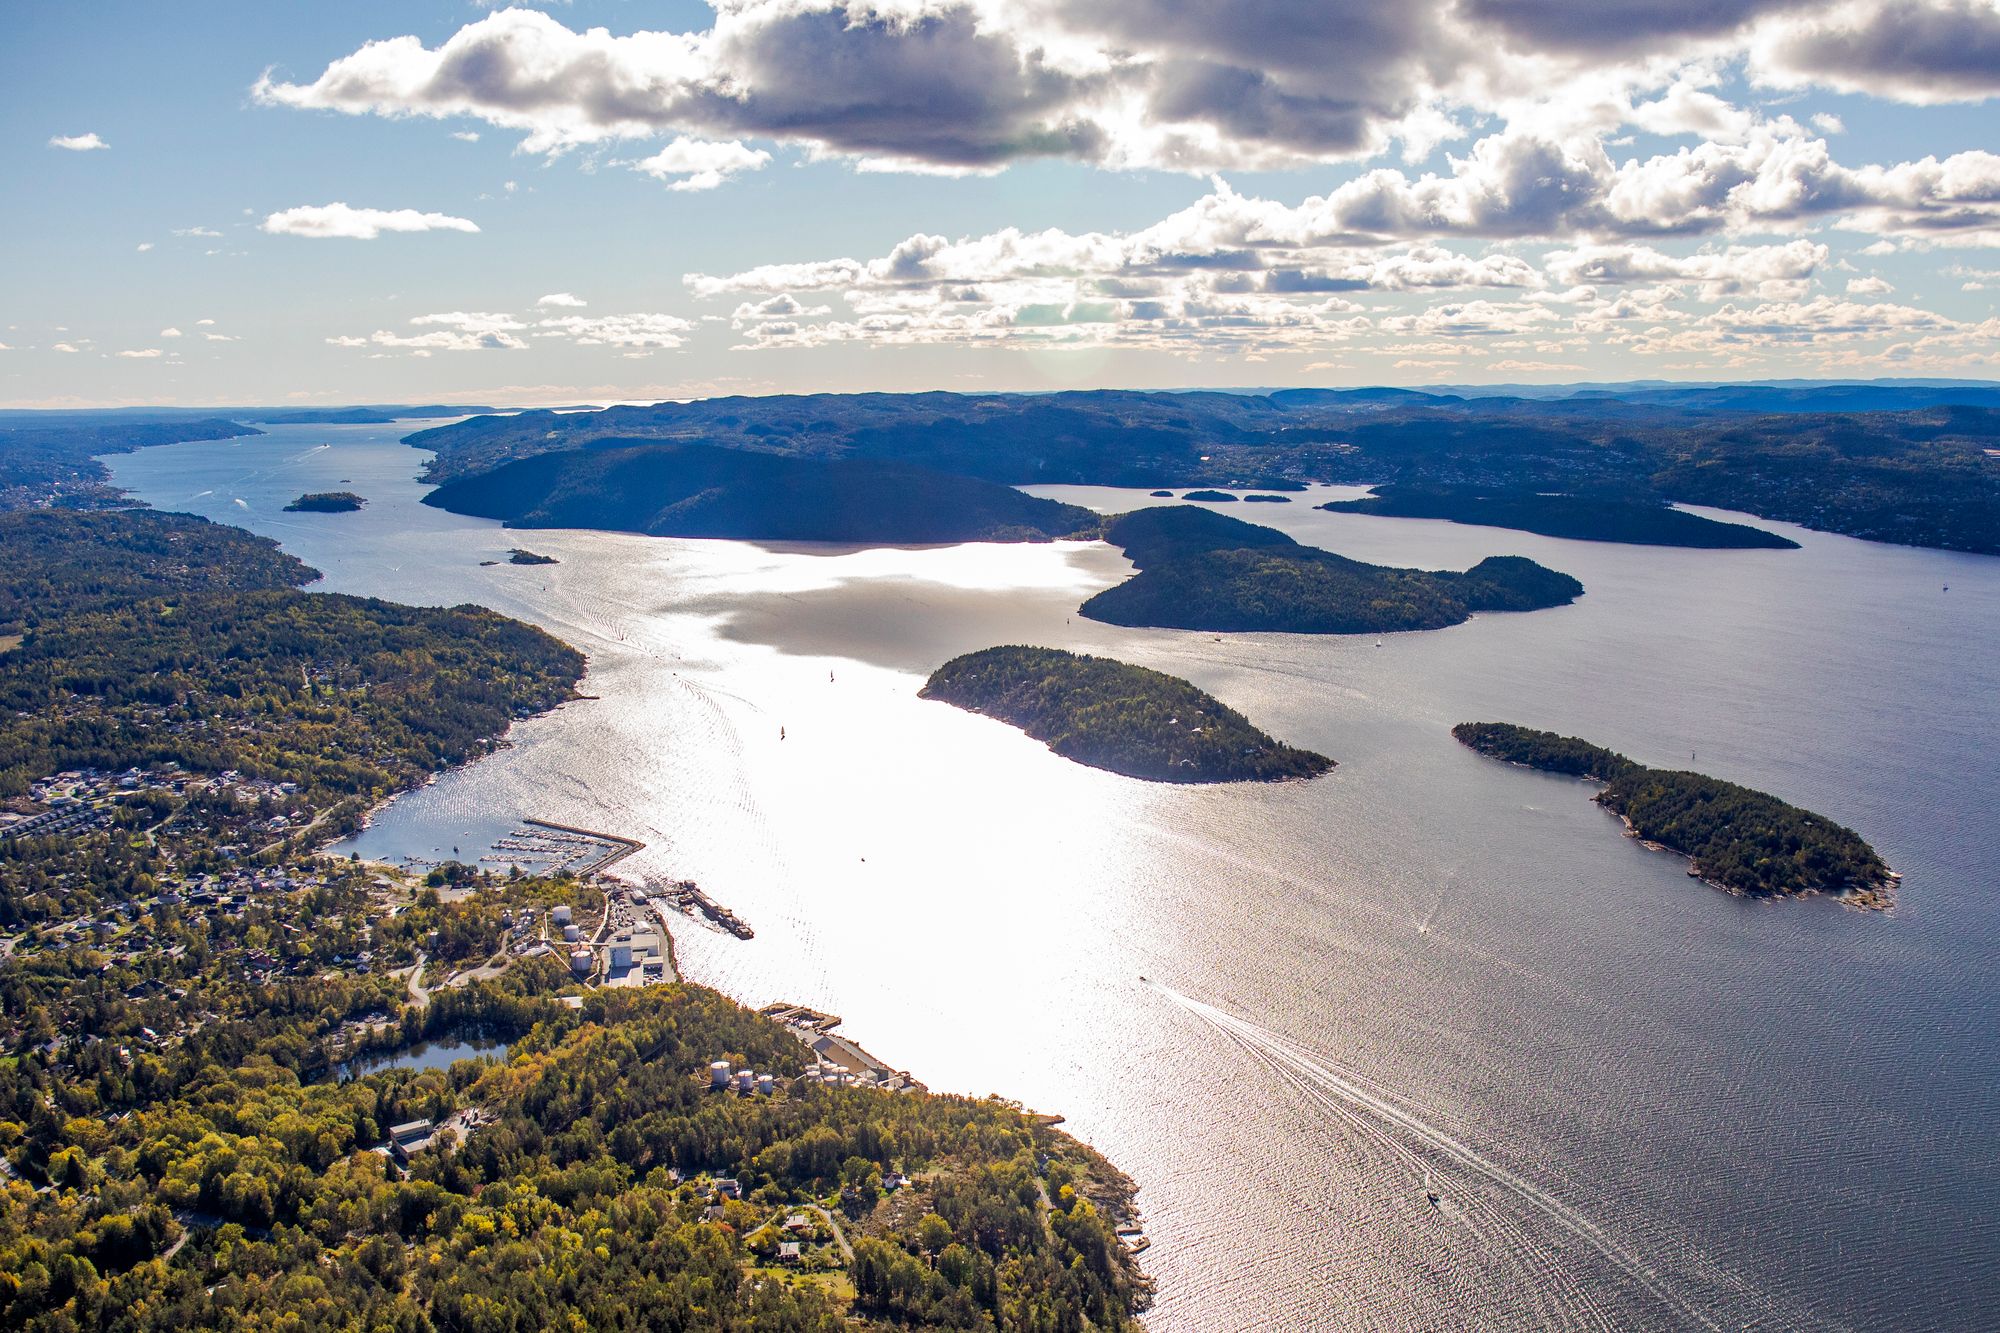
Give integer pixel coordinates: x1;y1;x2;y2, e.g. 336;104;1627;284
388;1119;435;1161
714;1178;742;1199
777;1241;802;1264
784;1213;813;1234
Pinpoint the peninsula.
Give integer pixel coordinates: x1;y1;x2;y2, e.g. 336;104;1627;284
921;645;1332;783
284;490;366;512
1082;506;1583;634
423;440;1099;546
1321;485;1799;549
1453;722;1895;906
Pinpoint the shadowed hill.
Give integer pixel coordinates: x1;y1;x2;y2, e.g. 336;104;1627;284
422;440;1101;546
1081;506;1582;634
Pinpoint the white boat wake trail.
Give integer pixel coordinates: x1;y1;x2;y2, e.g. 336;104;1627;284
1150;982;1750;1331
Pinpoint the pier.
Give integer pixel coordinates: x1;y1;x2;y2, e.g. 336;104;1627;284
648;876;755;939
761;1002;924;1092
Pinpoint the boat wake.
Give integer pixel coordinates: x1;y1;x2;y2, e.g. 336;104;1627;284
1147;982;1799;1331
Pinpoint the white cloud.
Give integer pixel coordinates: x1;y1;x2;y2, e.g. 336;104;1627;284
196;318;216;326
1812;112;1846;134
633;137;772;191
451;130;481;142
538;312;694;348
51;342;81;353
256;2;2000;187
329;311;527;353
160;327;183;338
135;242;154;252
536;292;587;308
1750;1;2000;104
261;203;480;239
204;332;240;342
1846;275;1894;294
174;226;222;238
49;132;107;151
117;348;164;359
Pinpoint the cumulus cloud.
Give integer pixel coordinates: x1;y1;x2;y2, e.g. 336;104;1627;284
536;292;587;307
174;226;222;238
327;306;695;355
261;203;480;239
1846;275;1895;293
537;312;695;348
633;137;772;190
49;132;107;151
160;327;183;338
255;2;2000;182
135;242;154;252
116;348;164;358
329;311;527;353
1751;0;2000;103
51;342;81;353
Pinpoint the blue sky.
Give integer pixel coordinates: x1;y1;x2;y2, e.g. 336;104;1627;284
4;1;1998;407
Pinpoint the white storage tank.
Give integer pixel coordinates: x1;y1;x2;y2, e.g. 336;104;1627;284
568;947;593;976
552;905;572;926
733;1069;755;1093
562;923;580;942
709;1060;733;1089
756;1073;775;1096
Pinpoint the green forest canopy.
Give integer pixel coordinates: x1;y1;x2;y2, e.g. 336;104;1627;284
921;645;1331;783
1453;722;1891;900
1081;507;1583;634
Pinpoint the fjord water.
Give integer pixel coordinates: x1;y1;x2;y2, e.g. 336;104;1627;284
109;426;1999;1331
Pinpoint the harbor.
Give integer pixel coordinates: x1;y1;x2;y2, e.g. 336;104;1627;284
475;819;643;878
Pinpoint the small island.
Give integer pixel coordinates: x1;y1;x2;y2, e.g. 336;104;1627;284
284;490;366;513
507;548;558;565
1453;722;1895;907
1243;494;1292;503
1181;489;1238;502
1081;506;1583;634
921;645;1333;783
424;441;1099;546
1149;489;1174;497
1321;485;1799;549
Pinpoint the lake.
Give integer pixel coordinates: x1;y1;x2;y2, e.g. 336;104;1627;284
107;422;2000;1331
338;1038;510;1082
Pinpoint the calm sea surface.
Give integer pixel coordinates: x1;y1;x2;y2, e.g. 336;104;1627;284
107;424;1999;1331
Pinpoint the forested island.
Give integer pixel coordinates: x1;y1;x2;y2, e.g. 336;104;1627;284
1081;506;1583;634
400;385;2000;555
1453;722;1894;906
921;646;1332;783
284;490;366;512
423;441;1099;546
0;506;1154;1331
1321;485;1799;548
507;548;557;565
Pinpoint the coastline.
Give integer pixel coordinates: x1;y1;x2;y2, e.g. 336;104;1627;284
1604;807;1897;911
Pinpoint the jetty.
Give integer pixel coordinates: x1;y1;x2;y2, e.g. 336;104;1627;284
649;876;755;939
761;1002;924;1093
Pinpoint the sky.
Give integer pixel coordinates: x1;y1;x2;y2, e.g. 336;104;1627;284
3;0;1998;408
